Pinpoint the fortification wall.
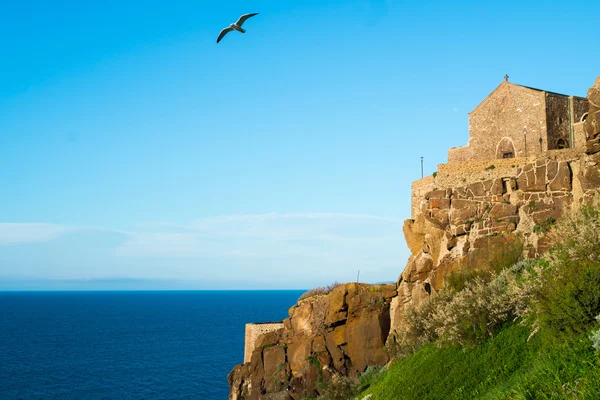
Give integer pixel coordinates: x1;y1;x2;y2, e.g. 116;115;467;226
244;322;283;363
436;148;584;189
411;175;436;219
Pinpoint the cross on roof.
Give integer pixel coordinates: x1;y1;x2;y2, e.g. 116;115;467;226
504;74;509;82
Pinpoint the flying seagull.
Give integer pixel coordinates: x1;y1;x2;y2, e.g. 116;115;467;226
217;13;259;43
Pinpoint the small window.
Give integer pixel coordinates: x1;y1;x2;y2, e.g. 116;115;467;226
503;152;514;159
582;113;589;122
557;139;568;149
558;117;563;125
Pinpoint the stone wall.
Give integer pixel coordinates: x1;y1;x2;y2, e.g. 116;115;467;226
244;323;284;363
572;96;590;123
449;83;548;162
448;82;589;163
411;175;435;218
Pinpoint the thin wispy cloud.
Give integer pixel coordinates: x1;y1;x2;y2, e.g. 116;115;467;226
0;223;75;244
1;213;406;287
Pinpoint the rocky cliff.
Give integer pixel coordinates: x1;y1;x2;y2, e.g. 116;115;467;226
228;283;395;400
228;76;600;400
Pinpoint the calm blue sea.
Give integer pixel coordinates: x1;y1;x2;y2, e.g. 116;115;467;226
0;291;304;400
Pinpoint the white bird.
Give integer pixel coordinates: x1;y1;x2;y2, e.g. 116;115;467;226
217;13;259;43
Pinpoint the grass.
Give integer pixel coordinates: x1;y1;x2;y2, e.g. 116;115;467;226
361;324;600;400
362;324;538;400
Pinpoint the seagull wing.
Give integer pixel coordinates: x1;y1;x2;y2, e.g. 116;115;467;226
217;27;234;43
235;13;259;27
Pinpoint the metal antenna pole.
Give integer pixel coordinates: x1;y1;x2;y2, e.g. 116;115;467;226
421;156;424;178
357;270;360;283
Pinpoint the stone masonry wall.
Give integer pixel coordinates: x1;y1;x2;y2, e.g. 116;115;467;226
244;323;284;363
573;96;590;123
411;175;435;218
449;83;548;162
413;148;585;219
448;83;589;163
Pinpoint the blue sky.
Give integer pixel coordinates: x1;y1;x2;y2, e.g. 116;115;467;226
1;0;599;290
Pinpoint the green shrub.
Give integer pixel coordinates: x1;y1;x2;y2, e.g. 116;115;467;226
446;269;492;292
534;207;600;338
589;315;600;351
318;374;358;400
488;238;524;274
356;366;386;392
536;258;600;338
507;332;600;399
365;324;541;400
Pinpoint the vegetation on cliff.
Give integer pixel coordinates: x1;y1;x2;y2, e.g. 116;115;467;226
309;206;600;399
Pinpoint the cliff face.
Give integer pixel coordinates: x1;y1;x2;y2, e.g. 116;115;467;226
228;283;395;400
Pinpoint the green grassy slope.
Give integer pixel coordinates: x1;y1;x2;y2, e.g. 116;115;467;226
361;324;600;400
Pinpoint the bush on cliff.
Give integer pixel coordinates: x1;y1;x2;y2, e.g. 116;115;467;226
390;258;539;354
298;282;341;301
533;206;600;339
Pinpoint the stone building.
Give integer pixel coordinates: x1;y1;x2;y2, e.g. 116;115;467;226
448;80;589;162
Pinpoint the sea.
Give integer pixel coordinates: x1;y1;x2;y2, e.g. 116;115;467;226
0;290;304;400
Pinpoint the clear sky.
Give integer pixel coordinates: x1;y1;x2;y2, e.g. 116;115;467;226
1;0;599;290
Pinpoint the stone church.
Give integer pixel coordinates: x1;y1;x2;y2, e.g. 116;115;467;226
448;80;589;162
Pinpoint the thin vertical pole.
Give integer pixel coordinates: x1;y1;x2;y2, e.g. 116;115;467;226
420;156;424;179
356;270;360;283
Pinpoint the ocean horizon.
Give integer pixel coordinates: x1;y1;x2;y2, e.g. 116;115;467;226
0;290;305;400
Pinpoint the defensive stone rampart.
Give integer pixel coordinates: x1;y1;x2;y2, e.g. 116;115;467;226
244;322;284;363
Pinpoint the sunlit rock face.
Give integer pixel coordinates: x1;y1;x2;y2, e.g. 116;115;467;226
585;77;600;154
228;283;395;400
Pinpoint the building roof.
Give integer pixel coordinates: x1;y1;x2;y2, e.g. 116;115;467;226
469;81;587;115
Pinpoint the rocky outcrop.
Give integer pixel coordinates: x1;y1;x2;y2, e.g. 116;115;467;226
585;77;600;154
228;283;395;400
390;153;600;332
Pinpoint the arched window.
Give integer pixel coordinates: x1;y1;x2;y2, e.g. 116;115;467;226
582;113;589;122
557;139;568;149
496;138;516;159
